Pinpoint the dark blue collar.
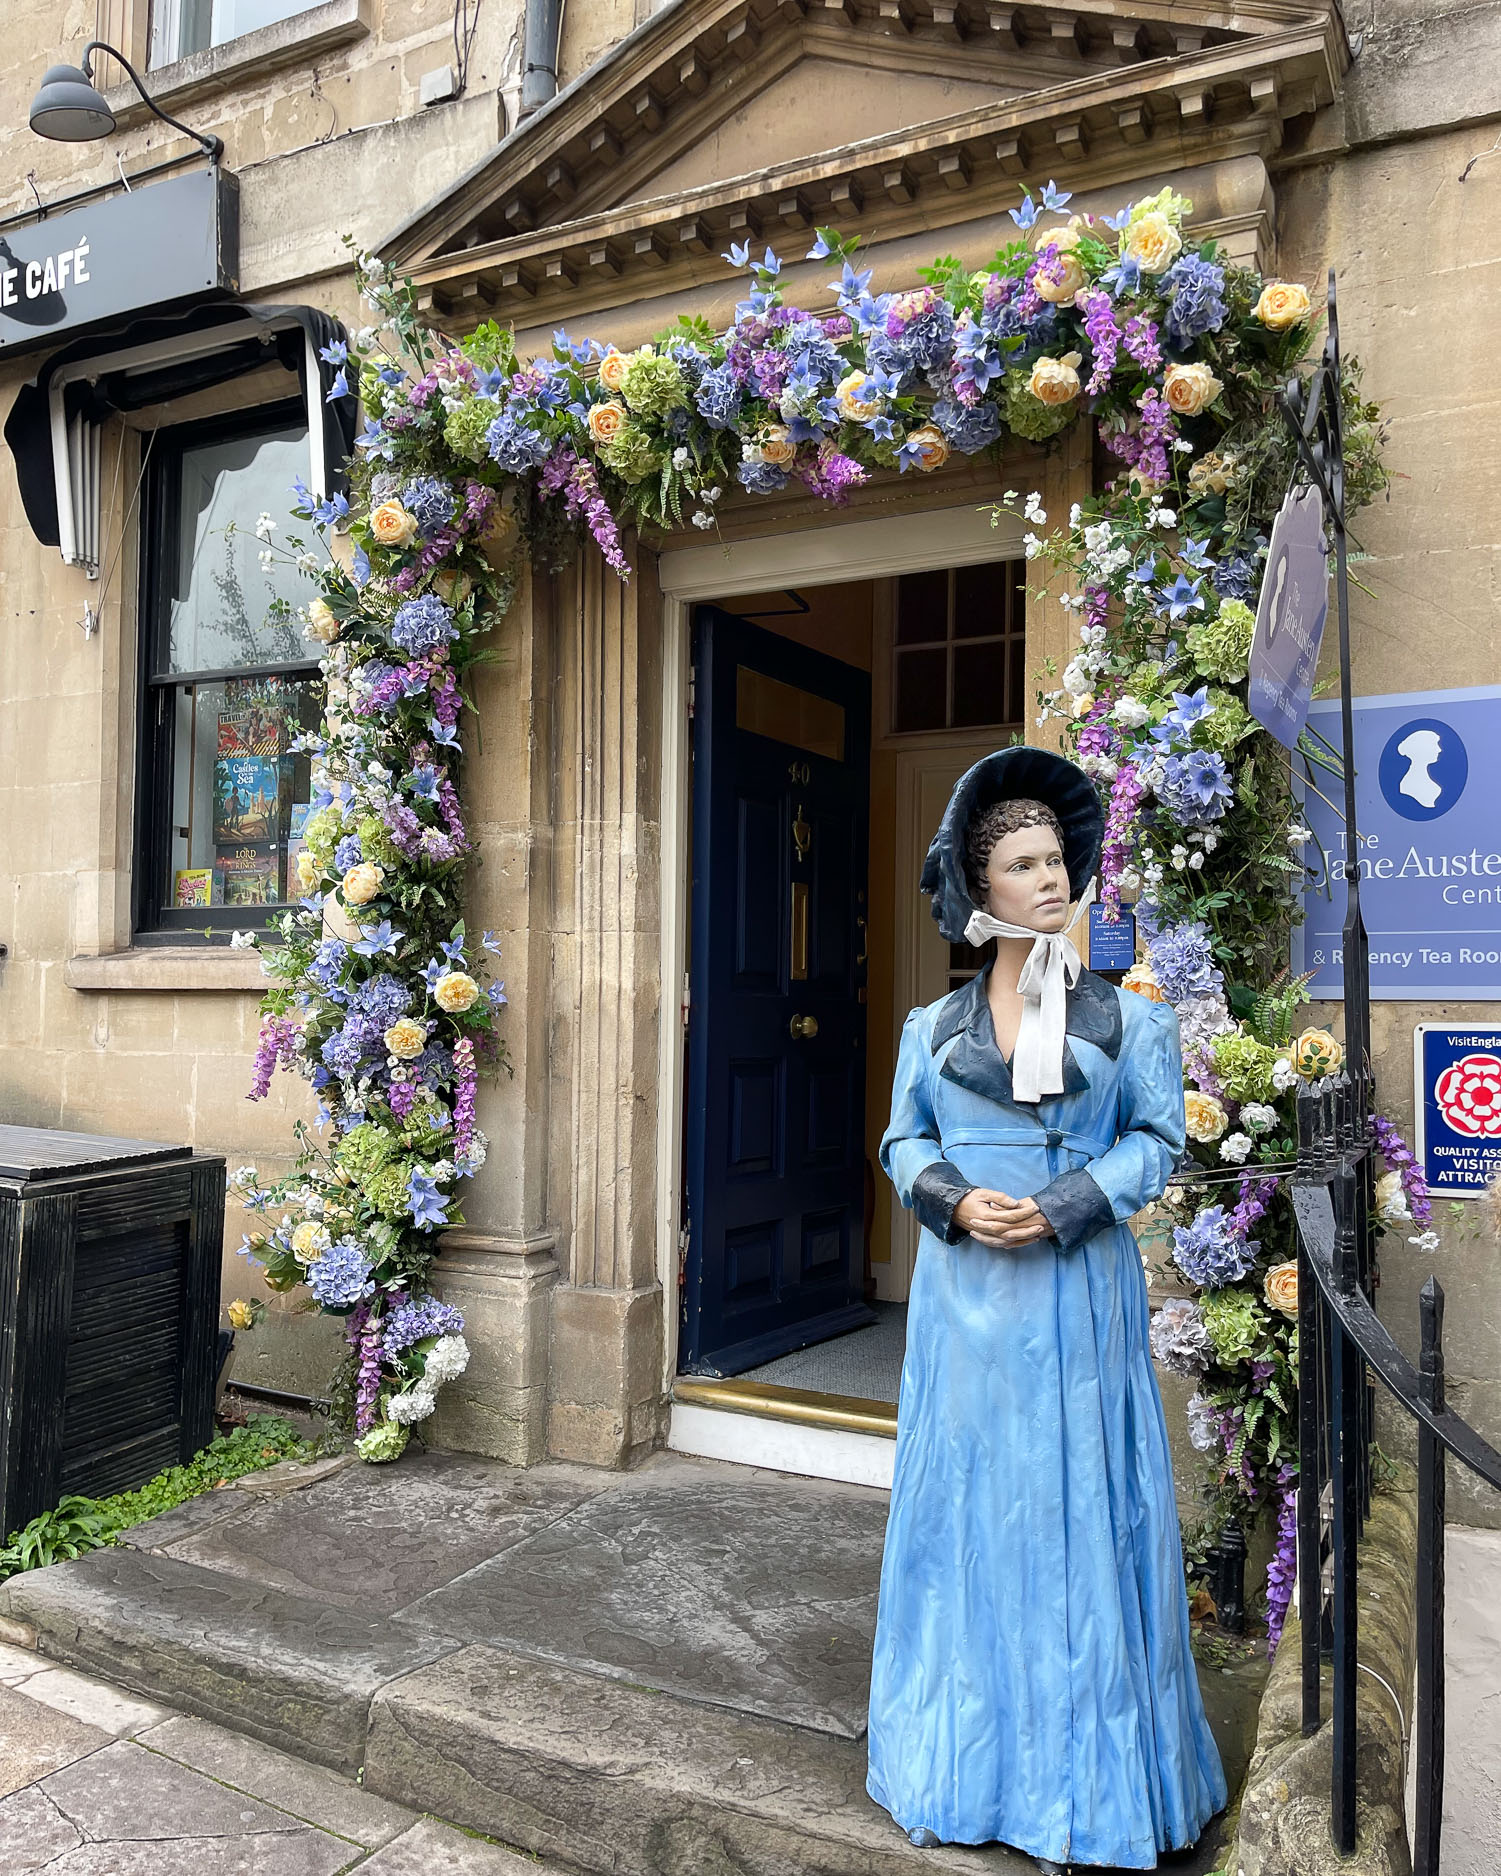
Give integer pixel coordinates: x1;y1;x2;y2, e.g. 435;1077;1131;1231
931;964;1123;1107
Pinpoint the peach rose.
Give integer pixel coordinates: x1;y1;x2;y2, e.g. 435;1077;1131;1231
384;1017;427;1061
341;862;384;906
1292;1026;1344;1079
588;399;628;445
1255;281;1312;331
1184;1091;1229;1143
431;569;473;607
598;348;630;394
433;969;479;1014
1163;361;1223;418
1033;218;1089;303
836;371;883;422
370;502;418;548
904;423;950;473
1028;352;1083;406
1124;211;1182;275
1122;962;1165;1002
757;424;796;467
1264;1260;1299;1318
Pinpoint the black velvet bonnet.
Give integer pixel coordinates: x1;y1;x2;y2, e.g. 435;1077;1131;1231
919;747;1104;944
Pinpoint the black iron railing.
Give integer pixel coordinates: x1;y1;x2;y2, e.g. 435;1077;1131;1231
1293;1082;1501;1871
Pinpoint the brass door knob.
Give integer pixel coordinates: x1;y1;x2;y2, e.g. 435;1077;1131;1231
789;1013;819;1040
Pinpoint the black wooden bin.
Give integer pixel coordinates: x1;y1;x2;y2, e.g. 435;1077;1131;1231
0;1127;225;1539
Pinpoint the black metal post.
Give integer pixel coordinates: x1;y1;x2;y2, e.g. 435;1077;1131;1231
1414;1278;1446;1876
1210;1518;1248;1634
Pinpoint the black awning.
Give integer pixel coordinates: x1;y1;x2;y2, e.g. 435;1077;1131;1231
3;299;358;557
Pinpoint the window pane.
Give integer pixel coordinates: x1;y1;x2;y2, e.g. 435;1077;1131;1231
736;666;845;761
155;0;322;61
167;673;320;913
893;647;946;732
954;559;1016;639
951;642;1012;729
895;569;948;646
166;423;311;675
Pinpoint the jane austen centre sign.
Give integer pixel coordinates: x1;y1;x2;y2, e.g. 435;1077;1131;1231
1296;686;1501;998
0;167;238;354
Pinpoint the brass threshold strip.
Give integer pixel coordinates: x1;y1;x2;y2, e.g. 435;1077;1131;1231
674;1377;897;1439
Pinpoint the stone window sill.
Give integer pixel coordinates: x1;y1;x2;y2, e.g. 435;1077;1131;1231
66;948;268;993
107;0;371;126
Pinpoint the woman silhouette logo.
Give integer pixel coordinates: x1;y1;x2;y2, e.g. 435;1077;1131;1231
1377;717;1468;822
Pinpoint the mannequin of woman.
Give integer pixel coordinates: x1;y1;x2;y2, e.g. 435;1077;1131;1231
866;748;1226;1873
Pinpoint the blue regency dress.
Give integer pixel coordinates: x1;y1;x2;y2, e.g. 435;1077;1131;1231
867;965;1226;1868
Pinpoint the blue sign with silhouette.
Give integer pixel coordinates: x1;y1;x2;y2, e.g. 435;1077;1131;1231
1295;686;1501;998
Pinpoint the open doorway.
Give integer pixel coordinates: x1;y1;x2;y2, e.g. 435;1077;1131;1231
677;557;1028;1414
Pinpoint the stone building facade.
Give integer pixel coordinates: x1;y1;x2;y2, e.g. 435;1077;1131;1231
1;0;1499;1504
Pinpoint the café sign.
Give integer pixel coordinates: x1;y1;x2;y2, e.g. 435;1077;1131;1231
0;167;239;354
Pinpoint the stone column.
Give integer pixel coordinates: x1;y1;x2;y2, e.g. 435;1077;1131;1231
1024;422;1094;758
543;539;668;1468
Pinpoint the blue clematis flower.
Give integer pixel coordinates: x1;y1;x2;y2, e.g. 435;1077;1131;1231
1180;536;1216;571
1151;687;1216;746
1129;558;1160;587
830;259;874;307
439;936;467;962
1009;195;1041;230
352;920;403;958
1039;180;1073;211
312;491;350;527
422;957;447;992
481;930;502;954
1157;574;1206;622
429;717;461;749
721;240;752;268
290;475;314;518
325;368;350;403
406;1169;450;1231
318;340;349;367
351;546;371;587
406;766;441;803
488;981;508;1007
1101;205;1133;232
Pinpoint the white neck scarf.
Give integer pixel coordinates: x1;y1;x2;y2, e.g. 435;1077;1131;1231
963;878;1097;1104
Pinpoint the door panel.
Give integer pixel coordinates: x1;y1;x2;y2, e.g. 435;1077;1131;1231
681;607;875;1376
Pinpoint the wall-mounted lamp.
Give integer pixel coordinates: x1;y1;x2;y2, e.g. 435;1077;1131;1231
29;41;223;160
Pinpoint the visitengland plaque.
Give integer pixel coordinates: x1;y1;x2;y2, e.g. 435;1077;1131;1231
1414;1023;1501;1197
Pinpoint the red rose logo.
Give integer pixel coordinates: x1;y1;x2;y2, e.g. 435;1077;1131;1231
1434;1052;1501;1137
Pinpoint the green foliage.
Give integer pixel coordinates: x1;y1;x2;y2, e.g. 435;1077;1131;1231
0;1416;318;1583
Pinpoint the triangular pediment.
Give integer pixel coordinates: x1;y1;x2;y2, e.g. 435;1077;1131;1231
384;0;1343;324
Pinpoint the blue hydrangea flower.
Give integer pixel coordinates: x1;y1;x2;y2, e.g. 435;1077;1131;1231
485;408;552;474
401;475;457;536
1171;1206;1258;1287
1157;749;1234;826
736;458;790;494
333;833;362;872
1160;255;1228;348
1213;554;1260;602
307;1238;376;1308
1146;919;1225;1005
668;342;710;389
353;973;412;1027
931;397;1002;454
390;596;456;655
384;1295;466;1360
320;1023;371;1077
306;938;348;991
695;363;743;431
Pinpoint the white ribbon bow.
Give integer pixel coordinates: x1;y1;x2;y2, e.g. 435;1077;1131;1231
962;878;1097;1104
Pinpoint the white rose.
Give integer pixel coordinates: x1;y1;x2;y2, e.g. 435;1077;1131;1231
1219;1132;1253;1165
1271;1056;1299;1093
1061;658;1092;699
1112;697;1151;729
1242;1103;1279;1134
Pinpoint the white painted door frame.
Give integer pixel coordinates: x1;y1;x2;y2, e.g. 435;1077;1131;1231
652;502;1027;1391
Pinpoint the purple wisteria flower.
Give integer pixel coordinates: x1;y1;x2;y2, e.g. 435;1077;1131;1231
307;1238;375;1308
1172;1205;1258;1287
1080;291;1120;396
390;596;457;655
1157;748;1234;826
1147;920;1225;1005
1372;1114;1432;1225
1150;1297;1212;1376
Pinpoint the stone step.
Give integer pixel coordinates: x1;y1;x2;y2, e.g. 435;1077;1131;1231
364;1642;1032;1876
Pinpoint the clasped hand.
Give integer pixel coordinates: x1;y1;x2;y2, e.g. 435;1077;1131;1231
952;1188;1053;1249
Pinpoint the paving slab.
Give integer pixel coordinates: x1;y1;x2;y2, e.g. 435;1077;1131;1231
166;1450;609;1616
17;1666;170;1738
140;1713;414;1849
0;1683;110;1800
401;1461;888;1737
365;1643;1030;1876
0;1547;460;1773
116;1486;260;1553
360;1816;560;1873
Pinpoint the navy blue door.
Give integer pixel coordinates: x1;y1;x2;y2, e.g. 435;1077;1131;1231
681;607;875;1377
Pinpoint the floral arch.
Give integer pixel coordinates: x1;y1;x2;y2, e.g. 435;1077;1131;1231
236;182;1419;1644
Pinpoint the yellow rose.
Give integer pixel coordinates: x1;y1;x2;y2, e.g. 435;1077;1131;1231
1264;1260;1299;1319
370;502;418;548
1122;962;1166;1002
904;423;950;473
1163;362;1223;418
1028;352;1083;406
295;850;320;894
305;598;340;644
1124;211;1182;275
598;348;630;394
226;1298;257;1331
384;1017;427;1061
1255;281;1312;331
1292;1026;1343;1079
836;371;883;422
587;399;628;445
756;424;796;468
1070;691;1095;718
341;862;384;907
1184;1091;1229;1143
433;969;479;1014
291;1221;331;1263
1033;217;1089;303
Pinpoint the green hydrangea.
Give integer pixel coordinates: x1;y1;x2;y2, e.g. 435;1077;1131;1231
1127;185;1192;230
1002;370;1077;443
335;1122;398;1185
599;421;663;484
619;351;687;419
444;398;498;465
1201;1287;1266;1366
1197;689;1255;757
401;1094;452;1156
1186;599;1255;683
302;806;343;866
356;816;400;872
365;1161;414;1220
1210;1027;1280;1104
355;1417;409;1463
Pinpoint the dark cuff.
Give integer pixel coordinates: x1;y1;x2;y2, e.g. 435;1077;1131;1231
1032;1168;1115;1252
911;1161;975;1244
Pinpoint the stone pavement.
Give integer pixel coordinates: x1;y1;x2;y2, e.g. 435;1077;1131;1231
0;1447;1260;1876
0;1636;554;1872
